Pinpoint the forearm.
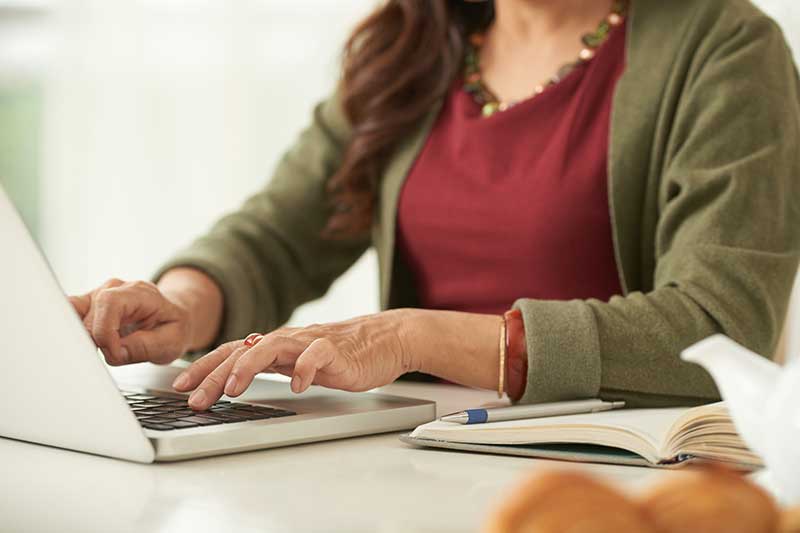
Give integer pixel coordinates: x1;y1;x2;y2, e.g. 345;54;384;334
406;309;501;391
157;267;224;352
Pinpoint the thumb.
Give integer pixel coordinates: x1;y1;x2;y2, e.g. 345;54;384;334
120;324;184;365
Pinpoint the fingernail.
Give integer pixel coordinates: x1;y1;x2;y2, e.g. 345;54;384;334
225;374;238;396
120;346;130;363
189;389;207;409
291;375;301;393
172;373;189;390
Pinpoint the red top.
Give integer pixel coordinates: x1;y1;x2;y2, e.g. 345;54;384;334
396;22;627;319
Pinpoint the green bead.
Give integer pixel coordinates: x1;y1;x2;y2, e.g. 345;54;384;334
582;34;602;48
582;20;611;48
482;102;499;117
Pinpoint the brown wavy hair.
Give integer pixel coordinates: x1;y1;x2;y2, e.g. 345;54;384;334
323;0;494;239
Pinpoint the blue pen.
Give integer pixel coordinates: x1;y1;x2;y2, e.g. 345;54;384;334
439;399;625;425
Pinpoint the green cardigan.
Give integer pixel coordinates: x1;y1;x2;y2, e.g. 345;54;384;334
157;0;800;407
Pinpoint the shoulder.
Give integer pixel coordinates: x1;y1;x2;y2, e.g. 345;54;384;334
688;0;787;46
629;0;794;84
632;0;788;49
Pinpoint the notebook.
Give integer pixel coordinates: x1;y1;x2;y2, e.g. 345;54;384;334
401;402;761;469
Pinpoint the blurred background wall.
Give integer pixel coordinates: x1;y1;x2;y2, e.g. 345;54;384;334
2;0;377;329
1;0;799;352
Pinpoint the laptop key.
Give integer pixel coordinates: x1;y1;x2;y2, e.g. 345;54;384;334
158;412;188;419
179;416;223;426
207;408;253;418
241;412;280;420
141;423;174;431
140;416;173;424
145;405;181;415
129;401;163;409
199;412;248;422
169;409;197;417
127;395;156;401
135;409;164;417
166;420;199;429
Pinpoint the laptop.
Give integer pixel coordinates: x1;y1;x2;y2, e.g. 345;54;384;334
0;186;435;463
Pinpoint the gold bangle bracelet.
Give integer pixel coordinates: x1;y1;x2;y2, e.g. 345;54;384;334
498;317;507;399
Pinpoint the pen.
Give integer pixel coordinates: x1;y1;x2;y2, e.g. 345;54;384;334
440;399;626;425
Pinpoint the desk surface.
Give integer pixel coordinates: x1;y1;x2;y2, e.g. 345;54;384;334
0;380;677;533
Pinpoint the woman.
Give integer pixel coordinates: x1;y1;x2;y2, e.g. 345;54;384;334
71;0;800;412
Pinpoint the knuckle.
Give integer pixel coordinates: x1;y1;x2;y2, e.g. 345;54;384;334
104;277;124;288
136;342;151;362
189;360;211;377
131;280;157;292
204;374;225;389
318;337;337;351
237;351;260;372
94;289;118;308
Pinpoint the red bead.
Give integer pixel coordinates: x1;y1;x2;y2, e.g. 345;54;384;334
469;33;485;47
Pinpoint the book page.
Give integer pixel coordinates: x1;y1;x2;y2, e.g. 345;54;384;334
411;408;689;463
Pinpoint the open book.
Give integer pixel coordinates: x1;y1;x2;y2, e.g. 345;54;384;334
402;402;761;469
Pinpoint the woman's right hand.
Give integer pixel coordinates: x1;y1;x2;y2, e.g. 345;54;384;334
69;278;193;366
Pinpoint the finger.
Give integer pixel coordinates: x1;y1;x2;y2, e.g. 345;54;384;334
189;345;249;410
91;285;160;365
291;338;339;393
81;278;125;325
225;336;308;397
120;324;184;365
69;294;92;319
172;340;242;391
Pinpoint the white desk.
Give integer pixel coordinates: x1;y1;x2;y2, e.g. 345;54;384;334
0;381;677;533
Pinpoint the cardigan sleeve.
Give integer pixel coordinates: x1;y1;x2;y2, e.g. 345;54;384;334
153;88;370;345
514;16;800;407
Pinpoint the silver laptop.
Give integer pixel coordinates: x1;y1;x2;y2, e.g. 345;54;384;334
0;186;435;463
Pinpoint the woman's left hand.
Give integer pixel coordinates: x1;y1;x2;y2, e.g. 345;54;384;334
172;309;421;410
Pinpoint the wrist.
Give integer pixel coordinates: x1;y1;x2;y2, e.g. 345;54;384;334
160;288;199;352
404;309;500;390
158;267;223;351
393;309;426;374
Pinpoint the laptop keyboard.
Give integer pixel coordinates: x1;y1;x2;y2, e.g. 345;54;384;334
122;390;296;431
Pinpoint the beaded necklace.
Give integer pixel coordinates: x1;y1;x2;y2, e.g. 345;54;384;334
463;0;629;118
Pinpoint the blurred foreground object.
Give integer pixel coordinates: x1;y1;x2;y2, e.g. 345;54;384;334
682;335;800;504
484;470;653;533
484;467;800;533
641;467;778;533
